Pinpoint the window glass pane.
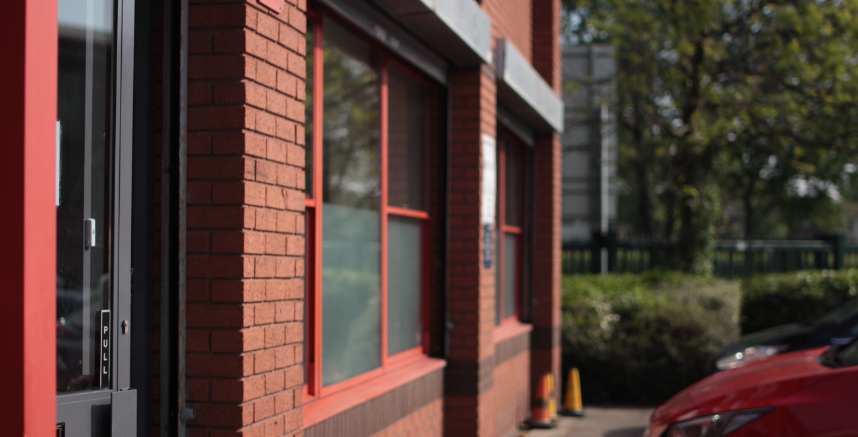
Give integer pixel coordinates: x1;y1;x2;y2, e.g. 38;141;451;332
57;0;115;394
321;16;382;386
505;141;523;227
495;226;501;326
504;234;519;319
387;67;425;210
305;19;314;197
387;216;423;355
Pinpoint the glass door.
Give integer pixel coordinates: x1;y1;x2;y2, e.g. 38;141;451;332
56;0;136;434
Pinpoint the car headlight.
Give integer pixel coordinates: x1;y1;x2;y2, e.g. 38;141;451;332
716;345;787;370
666;408;773;437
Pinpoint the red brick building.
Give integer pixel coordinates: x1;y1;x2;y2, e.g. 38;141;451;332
2;0;563;436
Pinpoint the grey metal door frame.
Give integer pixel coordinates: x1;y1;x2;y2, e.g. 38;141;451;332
56;0;137;434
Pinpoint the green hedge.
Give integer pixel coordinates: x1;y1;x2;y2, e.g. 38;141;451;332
561;272;741;405
740;270;858;334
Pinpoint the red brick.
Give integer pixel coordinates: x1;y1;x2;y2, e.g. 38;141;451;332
255;302;276;325
265;370;285;395
189;132;212;155
265;325;285;347
284;322;302;344
213;30;245;54
285;189;303;212
254;396;275;422
283;405;302;433
254;349;277;373
189;83;212;105
265;233;286;255
278;23;299;51
256;159;278;184
187;330;210;352
195;403;254;428
188;206;252;229
187;353;254;378
211;374;265;402
275;345;295;369
275;390;294;414
255;208;277;231
285;97;304;123
275;211;296;234
257;13;280;41
275;118;295;142
189;56;247;80
212;280;267;303
285;235;303;256
255;256;277;278
187;379;210;402
256;110;276;136
283;365;303;389
266;279;286;300
189;106;246;130
211;327;265;352
188;255;252;279
190;4;247;28
287;52;305;78
276;70;298;97
188;181;212;205
187;303;254;328
266;186;286;210
268;138;288;163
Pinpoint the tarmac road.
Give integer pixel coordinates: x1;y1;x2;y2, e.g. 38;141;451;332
522;407;654;437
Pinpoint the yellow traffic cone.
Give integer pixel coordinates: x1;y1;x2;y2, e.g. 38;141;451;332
560;368;585;417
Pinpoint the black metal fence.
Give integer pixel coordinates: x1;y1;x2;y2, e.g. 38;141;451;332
563;233;858;278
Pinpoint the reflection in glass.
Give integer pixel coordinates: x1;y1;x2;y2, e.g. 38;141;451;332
387;67;425;210
388;216;423;355
56;0;115;393
504;234;519;319
321;16;382;386
505;141;523;227
305;18;314;197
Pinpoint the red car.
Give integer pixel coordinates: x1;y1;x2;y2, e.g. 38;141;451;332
646;340;858;437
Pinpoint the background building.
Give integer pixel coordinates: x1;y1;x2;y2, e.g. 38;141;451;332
561;45;618;242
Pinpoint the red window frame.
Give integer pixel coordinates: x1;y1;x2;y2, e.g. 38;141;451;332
303;9;433;402
496;134;527;326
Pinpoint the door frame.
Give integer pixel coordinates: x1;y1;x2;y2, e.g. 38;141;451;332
55;0;137;433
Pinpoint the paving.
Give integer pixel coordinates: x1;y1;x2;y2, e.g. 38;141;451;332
520;407;655;437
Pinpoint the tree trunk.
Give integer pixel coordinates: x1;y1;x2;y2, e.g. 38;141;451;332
743;177;756;238
634;153;653;235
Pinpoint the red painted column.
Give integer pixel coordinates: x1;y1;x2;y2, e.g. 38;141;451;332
0;0;58;436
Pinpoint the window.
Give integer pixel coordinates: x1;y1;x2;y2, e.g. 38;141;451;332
304;12;432;398
495;133;528;325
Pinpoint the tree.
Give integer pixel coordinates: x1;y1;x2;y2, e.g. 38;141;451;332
563;0;858;271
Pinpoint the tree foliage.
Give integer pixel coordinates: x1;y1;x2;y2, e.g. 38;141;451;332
563;0;858;271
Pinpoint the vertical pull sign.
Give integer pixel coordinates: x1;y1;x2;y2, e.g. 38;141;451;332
99;310;111;388
84;218;96;249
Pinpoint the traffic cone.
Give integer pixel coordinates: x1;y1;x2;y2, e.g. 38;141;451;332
527;373;558;429
547;373;558;422
560;368;585;417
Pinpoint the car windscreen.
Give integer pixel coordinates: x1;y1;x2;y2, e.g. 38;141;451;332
815;299;858;326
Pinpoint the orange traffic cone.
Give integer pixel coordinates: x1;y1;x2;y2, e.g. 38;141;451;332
528;373;558;429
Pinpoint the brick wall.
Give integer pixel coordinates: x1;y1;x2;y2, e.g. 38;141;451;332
444;65;498;437
370;399;444;437
486;333;530;437
482;0;533;62
153;0;309;435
